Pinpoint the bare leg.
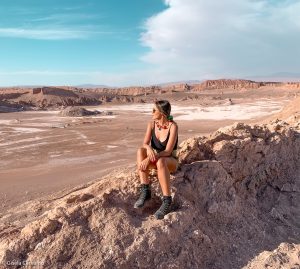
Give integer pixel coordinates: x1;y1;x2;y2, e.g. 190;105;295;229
156;157;178;196
137;147;150;184
154;157;178;219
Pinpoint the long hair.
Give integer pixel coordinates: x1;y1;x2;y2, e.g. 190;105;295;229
155;100;173;121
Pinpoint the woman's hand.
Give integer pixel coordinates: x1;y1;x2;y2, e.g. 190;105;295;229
146;147;156;162
140;157;150;171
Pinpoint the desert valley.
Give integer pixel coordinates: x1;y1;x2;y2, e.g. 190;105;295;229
0;79;299;269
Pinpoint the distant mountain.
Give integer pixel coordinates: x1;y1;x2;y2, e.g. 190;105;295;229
2;75;300;89
154;80;202;87
75;84;112;88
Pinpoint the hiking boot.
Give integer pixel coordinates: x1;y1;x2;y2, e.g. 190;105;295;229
134;184;151;208
154;196;172;219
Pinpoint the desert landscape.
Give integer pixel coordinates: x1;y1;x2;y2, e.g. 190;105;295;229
0;79;299;268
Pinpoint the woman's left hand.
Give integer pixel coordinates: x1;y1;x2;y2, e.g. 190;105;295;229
146;147;156;162
139;157;150;171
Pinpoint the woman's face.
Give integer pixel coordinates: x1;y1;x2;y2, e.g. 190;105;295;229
152;105;162;120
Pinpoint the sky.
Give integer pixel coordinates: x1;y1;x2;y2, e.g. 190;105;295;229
0;0;299;86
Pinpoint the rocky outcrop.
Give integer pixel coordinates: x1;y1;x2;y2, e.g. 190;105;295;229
191;79;263;91
0;101;24;113
109;96;134;103
191;79;300;91
162;83;191;92
243;242;300;269
89;86;161;96
0;87;101;109
0;87;148;110
0;115;299;269
59;107;101;117
31;87;78;97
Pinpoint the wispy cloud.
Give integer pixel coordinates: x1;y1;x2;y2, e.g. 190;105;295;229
0;5;108;40
0;70;94;76
30;13;98;23
0;27;111;40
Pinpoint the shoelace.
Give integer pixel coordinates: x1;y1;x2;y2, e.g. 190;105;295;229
138;187;149;201
157;199;171;214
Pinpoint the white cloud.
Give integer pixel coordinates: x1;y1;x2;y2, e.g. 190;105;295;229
140;0;300;79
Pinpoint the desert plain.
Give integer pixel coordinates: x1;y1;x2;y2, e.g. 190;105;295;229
0;80;299;269
0;83;296;214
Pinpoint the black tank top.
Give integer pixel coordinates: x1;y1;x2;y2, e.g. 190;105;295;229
151;122;178;153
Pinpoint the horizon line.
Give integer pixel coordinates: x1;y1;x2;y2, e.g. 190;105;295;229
1;77;300;89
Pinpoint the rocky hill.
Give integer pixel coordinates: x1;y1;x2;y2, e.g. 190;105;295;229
191;79;300;91
0;100;299;268
0;87;100;110
1;80;300;111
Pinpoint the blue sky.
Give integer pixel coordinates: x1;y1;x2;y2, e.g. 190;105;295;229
0;0;300;86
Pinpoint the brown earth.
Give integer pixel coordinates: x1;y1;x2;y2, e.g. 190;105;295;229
0;91;299;269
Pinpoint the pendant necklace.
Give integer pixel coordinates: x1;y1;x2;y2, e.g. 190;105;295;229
156;121;169;131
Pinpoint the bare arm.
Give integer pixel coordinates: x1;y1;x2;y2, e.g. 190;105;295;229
156;123;178;158
142;121;153;150
142;121;156;162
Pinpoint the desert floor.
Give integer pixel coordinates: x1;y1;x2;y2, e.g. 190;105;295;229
0;88;297;214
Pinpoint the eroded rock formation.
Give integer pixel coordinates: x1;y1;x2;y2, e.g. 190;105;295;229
1;80;300;111
59;107;101;117
0;87;101;110
191;79;300;91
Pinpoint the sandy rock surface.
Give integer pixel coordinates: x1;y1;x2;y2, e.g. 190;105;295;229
0;111;299;268
268;96;300;125
243;242;300;269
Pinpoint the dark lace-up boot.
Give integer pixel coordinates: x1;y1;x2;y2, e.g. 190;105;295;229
134;184;151;208
154;196;172;219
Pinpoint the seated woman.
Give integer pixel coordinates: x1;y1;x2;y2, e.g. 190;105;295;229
134;100;178;219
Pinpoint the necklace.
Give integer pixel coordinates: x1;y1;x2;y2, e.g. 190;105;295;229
156;121;169;131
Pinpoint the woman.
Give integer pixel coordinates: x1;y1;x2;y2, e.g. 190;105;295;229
134;100;178;219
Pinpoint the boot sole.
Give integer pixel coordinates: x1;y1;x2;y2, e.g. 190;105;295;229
133;197;151;209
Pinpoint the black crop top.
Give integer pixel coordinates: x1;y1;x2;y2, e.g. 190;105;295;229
150;122;178;153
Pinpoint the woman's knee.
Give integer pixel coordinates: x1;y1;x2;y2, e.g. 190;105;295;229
156;157;167;169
